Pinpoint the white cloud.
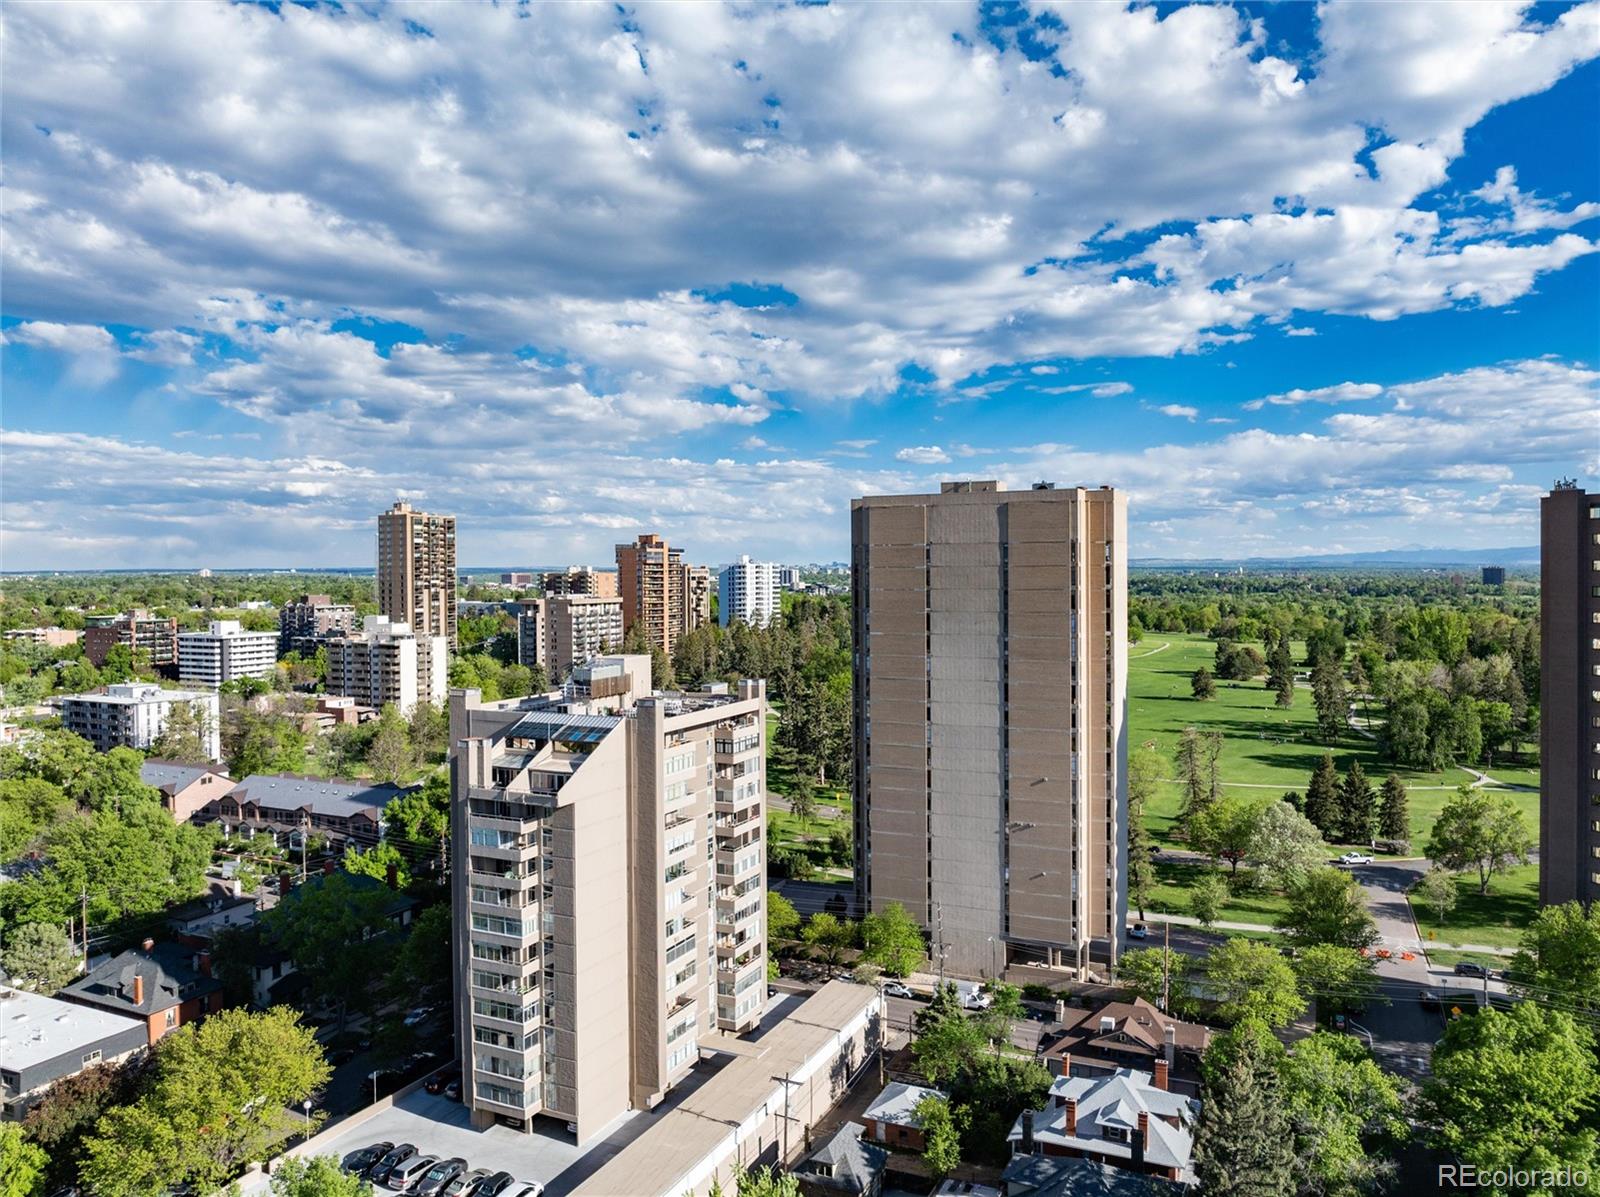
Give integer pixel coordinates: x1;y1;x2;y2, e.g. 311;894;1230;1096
895;445;952;465
1244;381;1385;410
1155;404;1199;420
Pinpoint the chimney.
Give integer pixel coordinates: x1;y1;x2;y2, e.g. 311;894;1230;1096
1057;1052;1072;1085
1164;1022;1176;1065
132;974;145;1007
141;937;155;952
385;862;399;889
323;858;336;875
1021;1110;1036;1155
1099;1015;1115;1033
197;951;212;978
1054;998;1066;1023
1154;1058;1170;1091
279;872;293;897
1134;1112;1149;1166
1064;1097;1077;1136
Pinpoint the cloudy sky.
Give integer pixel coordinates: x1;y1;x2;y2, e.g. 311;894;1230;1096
3;1;1597;570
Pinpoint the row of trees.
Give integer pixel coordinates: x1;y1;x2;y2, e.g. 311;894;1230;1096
766;893;926;979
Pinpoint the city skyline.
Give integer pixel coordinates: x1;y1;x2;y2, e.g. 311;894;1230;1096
3;2;1598;571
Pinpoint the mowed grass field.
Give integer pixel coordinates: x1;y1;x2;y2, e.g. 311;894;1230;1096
1411;862;1540;951
1128;634;1538;850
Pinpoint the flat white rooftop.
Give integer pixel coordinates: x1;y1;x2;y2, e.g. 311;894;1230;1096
0;986;143;1071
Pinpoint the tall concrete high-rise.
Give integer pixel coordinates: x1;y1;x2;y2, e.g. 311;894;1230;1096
449;658;767;1141
719;556;780;628
1540;482;1600;909
325;615;448;715
378;501;458;651
516;595;625;682
615;534;709;654
542;566;620;599
851;481;1128;977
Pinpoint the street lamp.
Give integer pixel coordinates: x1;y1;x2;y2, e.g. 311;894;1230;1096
301;1098;313;1145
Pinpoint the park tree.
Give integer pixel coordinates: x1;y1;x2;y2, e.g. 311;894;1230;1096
365;704;413;783
1311;658;1348;744
1278;867;1379;951
1174;727;1222;832
149;699;214;764
1414;866;1459;926
1420;1003;1600;1190
1190;794;1259;873
1117;946;1193;1016
860;902;925;977
1280;1032;1405;1196
269;1154;372;1197
1335;760;1376;844
1215;640;1264;681
915;1094;965;1176
0;777;73;860
801;911;855;977
1384;696;1431;768
1426;786;1533;895
81;1008;331;1197
1193;1017;1296;1197
1247;800;1326;892
1292;944;1380;1020
1377;773;1409;841
1191;666;1216;700
1126;746;1161;920
0;1124;48;1197
786;774;818;828
1205;938;1306;1027
1509;901;1600;1016
1190;871;1230;928
0;921;80;993
1302;753;1339;837
766;891;800;944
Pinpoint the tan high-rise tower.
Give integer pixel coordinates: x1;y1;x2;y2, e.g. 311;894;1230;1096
851;481;1128;977
378;501;458;652
615;534;709;655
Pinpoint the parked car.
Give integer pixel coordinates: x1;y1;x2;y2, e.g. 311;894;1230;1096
504;1184;545;1197
425;1069;452;1094
327;1046;357;1067
444;1077;463;1101
387;1154;439;1191
1420;991;1442;1011
1338;852;1374;865
443;1169;490;1197
368;1145;418;1188
414;1157;468;1196
1453;961;1489;978
882;981;914;999
1129;922;1150;939
341;1142;393;1177
474;1174;518;1197
403;1006;434;1028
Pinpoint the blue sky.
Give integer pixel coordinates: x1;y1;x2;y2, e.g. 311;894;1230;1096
2;1;1597;569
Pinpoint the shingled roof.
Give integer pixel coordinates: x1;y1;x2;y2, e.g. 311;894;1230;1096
62;942;221;1016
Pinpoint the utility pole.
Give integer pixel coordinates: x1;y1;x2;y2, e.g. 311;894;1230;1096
80;891;90;968
300;812;310;881
1161;921;1170;1013
935;902;947;988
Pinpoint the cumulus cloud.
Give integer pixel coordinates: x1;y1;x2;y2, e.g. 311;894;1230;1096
895;445;953;465
1155;404;1199;420
1244;381;1386;410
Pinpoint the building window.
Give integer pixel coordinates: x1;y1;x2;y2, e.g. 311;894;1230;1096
165;1009;177;1028
82;1049;102;1066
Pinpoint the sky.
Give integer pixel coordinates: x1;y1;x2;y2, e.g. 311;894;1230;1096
2;0;1598;570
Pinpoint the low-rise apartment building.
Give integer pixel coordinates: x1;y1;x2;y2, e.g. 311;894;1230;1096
0;988;146;1120
84;609;178;671
449;656;768;1142
517;595;625;682
141;760;234;822
2;627;82;649
324;614;447;714
59;683;221;761
195;773;411;849
178;620;278;687
278;593;358;655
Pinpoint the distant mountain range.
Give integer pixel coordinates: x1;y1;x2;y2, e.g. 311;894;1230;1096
1131;545;1539;570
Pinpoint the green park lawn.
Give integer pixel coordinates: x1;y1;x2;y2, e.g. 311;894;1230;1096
1140;860;1295;926
1129;634;1538;851
1410;862;1540;951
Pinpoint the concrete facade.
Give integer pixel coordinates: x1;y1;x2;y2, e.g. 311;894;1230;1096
1540;484;1600;908
517;596;626;682
449;659;767;1144
543;566;620;599
60;683;222;761
719;556;781;628
851;481;1128;977
325;614;448;714
616;535;710;655
178;620;278;687
83;609;178;670
278;593;358;654
378;501;459;652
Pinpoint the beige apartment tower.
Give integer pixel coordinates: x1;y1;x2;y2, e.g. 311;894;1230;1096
1540;483;1600;909
378;501;458;651
450;658;767;1142
543;566;621;599
851;481;1128;978
616;534;710;655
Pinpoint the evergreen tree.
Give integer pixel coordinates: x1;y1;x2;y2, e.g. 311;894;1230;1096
1302;753;1339;836
1336;760;1376;844
1266;631;1295;708
1191;666;1216;700
1194;1020;1296;1196
1377;773;1409;840
1174;727;1219;833
1126;747;1160;920
1310;659;1347;744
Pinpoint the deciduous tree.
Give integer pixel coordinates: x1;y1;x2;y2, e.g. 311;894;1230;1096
860;902;925;977
1278;867;1379;951
1509;901;1600;1016
915;1095;965;1176
269;1154;372;1197
1426;786;1533;896
1126;746;1160;920
0;1124;47;1197
1190;871;1230;929
1205;938;1306;1027
1292;944;1380;1020
1117;946;1193;1016
1247;800;1325;892
0;921;80;993
766;891;800;945
1191;666;1216;700
1280;1032;1405;1196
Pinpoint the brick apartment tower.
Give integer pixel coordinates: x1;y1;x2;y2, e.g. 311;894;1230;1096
1540;483;1600;908
615;534;709;655
851;481;1128;977
378;501;458;652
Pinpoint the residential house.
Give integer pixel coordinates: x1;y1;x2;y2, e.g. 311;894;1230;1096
1000;1154;1187;1197
1040;999;1209;1092
861;1081;946;1152
60;941;225;1048
1007;1067;1198;1186
0;988;145;1120
794;1123;890;1197
194;773;412;850
141;759;234;822
165;883;258;944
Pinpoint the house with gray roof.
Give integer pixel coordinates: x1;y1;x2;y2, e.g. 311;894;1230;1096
193;772;414;848
141;759;233;822
1007;1067;1198;1186
794;1122;890;1197
60;940;224;1048
861;1081;946;1151
0;987;146;1119
1001;1154;1188;1197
